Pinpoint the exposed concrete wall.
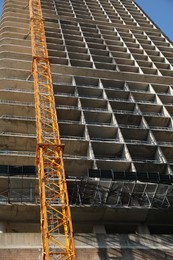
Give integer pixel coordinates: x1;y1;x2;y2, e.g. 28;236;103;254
0;248;173;260
0;233;173;259
0;249;41;260
1;0;173;258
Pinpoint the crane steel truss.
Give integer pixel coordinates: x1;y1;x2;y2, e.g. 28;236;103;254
29;0;76;259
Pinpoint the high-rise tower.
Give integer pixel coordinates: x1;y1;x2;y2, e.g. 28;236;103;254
1;0;173;259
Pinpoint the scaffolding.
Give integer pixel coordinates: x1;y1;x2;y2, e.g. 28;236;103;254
0;175;172;209
68;178;173;208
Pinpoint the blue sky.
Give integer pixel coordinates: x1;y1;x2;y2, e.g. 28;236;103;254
0;0;172;42
135;0;173;41
0;0;3;16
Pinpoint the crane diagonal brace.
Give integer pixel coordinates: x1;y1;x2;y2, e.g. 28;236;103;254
29;0;76;259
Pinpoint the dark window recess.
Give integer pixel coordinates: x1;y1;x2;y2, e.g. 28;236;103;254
105;224;137;234
0;165;36;175
88;169;101;178
88;169;173;184
100;170;113;179
9;166;23;175
23;166;36;175
149;225;173;235
113;171;126;180
0;165;8;174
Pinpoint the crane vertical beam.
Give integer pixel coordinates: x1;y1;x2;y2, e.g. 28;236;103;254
28;0;76;259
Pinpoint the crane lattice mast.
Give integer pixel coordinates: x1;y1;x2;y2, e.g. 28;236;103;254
29;0;76;259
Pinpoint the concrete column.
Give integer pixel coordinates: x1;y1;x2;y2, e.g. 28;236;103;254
0;222;6;233
92;225;106;234
137;224;150;235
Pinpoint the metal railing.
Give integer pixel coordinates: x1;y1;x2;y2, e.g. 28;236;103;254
0;99;34;106
0;150;35;157
114;110;140;115
119;124;146;129
0;115;35;121
151;126;173;131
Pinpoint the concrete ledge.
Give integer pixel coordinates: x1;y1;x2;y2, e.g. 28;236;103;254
0;233;173;250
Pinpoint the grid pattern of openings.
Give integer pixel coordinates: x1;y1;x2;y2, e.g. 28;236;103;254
0;0;35;166
121;0;154;29
1;0;173;192
39;0;173;76
1;0;173;172
53;75;173;176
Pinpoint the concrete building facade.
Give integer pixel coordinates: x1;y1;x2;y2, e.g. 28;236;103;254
1;0;173;258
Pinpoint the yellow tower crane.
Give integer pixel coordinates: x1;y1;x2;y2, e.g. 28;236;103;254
29;0;76;259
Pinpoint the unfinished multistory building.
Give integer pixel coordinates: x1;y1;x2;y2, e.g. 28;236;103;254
1;0;173;259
